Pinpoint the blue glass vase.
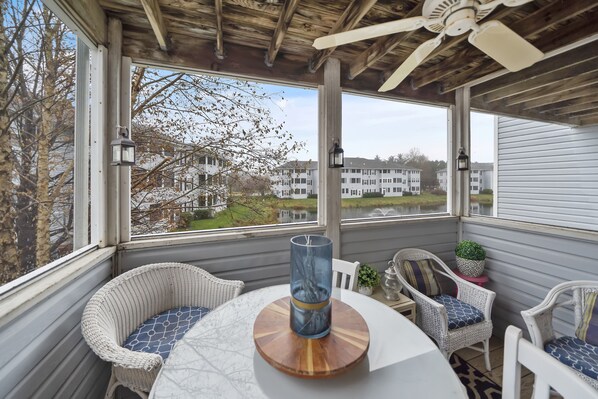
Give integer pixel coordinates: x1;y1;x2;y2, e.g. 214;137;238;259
289;235;333;339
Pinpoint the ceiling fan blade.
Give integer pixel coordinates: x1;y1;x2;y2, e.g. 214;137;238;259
379;37;442;92
468;21;543;72
313;17;430;50
478;0;534;13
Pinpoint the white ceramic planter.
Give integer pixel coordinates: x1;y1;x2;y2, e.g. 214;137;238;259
456;256;486;277
358;285;374;296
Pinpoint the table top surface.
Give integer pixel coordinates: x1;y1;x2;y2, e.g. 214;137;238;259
454;270;489;283
149;285;466;399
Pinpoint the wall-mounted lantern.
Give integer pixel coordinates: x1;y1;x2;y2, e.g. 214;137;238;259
457;147;469;171
328;141;344;168
111;126;136;166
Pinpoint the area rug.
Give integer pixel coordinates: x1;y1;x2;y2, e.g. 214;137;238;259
450;354;502;399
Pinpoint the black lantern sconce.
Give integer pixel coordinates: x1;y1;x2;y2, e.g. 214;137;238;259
328;141;344;168
111;126;136;166
457;147;469;171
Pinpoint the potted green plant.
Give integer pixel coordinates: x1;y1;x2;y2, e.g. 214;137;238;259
455;240;486;277
357;264;380;296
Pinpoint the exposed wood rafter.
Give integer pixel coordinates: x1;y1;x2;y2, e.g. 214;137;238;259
309;0;377;73
519;82;598;110
471;42;598;99
139;0;170;51
215;0;224;59
483;57;598;104
471;99;580;127
265;0;300;67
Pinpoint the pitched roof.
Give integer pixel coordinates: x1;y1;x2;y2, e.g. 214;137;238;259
277;157;420;171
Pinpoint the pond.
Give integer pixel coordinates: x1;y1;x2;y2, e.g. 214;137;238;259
278;203;493;223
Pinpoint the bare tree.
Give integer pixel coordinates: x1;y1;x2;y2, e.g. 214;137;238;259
130;68;304;234
0;0;20;282
1;0;76;283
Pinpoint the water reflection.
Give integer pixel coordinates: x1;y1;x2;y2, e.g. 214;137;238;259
278;204;493;223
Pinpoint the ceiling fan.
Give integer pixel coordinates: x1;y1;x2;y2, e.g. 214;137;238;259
313;0;544;92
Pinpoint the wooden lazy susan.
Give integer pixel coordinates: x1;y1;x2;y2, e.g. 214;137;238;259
253;296;369;379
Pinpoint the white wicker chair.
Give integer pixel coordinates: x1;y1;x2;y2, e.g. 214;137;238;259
391;248;495;370
332;258;360;291
521;280;598;390
503;326;598;399
81;263;244;399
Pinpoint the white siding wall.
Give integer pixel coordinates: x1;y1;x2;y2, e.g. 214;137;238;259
497;117;598;231
0;256;113;398
462;219;598;339
120;218;458;290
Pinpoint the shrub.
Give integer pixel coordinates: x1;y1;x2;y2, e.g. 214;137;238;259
358;264;380;288
178;212;193;228
480;189;493;195
307;193;318;199
455;240;486;261
193;209;212;220
362;192;384;198
430;189;447;195
402;191;413;196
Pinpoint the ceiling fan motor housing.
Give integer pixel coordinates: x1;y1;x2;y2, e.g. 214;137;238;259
444;7;476;36
423;0;495;35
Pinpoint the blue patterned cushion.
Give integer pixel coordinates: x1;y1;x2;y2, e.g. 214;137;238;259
545;336;598;380
432;294;484;330
577;292;598;346
123;306;210;360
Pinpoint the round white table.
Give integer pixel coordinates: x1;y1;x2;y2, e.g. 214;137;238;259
150;285;466;398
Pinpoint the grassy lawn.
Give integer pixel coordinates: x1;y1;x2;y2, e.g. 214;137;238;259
182;192;493;231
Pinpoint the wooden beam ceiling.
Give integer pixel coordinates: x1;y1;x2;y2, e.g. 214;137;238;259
265;0;300;67
308;0;377;73
471;43;598;99
99;0;598;126
139;0;170;51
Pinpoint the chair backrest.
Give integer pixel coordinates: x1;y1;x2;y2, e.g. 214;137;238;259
502;326;598;399
332;258;360;291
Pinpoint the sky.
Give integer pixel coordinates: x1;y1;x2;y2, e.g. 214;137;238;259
263;84;496;163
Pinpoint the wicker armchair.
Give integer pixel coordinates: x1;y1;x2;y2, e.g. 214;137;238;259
391;248;495;370
81;263;244;399
521;280;598;390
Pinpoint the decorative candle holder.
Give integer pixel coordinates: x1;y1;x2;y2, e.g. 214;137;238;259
289;235;333;339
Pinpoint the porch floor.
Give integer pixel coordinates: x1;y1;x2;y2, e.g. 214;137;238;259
454;335;536;399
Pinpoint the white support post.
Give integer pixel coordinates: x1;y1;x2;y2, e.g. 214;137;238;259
73;38;90;250
317;58;342;258
90;45;107;247
454;87;471;218
119;57;132;242
105;18;122;246
447;105;456;216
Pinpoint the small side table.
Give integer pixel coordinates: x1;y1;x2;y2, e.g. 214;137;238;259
454;270;489;287
371;287;416;323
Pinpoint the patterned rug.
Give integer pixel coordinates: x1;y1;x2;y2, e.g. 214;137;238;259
450;354;502;399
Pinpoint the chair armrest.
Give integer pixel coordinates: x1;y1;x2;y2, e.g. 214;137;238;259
521;306;555;348
456;279;495;320
393;268;448;333
81;314;163;371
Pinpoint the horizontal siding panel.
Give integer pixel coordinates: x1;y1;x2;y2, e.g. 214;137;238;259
0;257;112;399
463;220;598;338
497;117;598;231
121;220;458;290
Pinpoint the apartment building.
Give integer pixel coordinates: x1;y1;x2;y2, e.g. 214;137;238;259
271;158;421;199
436;162;494;194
